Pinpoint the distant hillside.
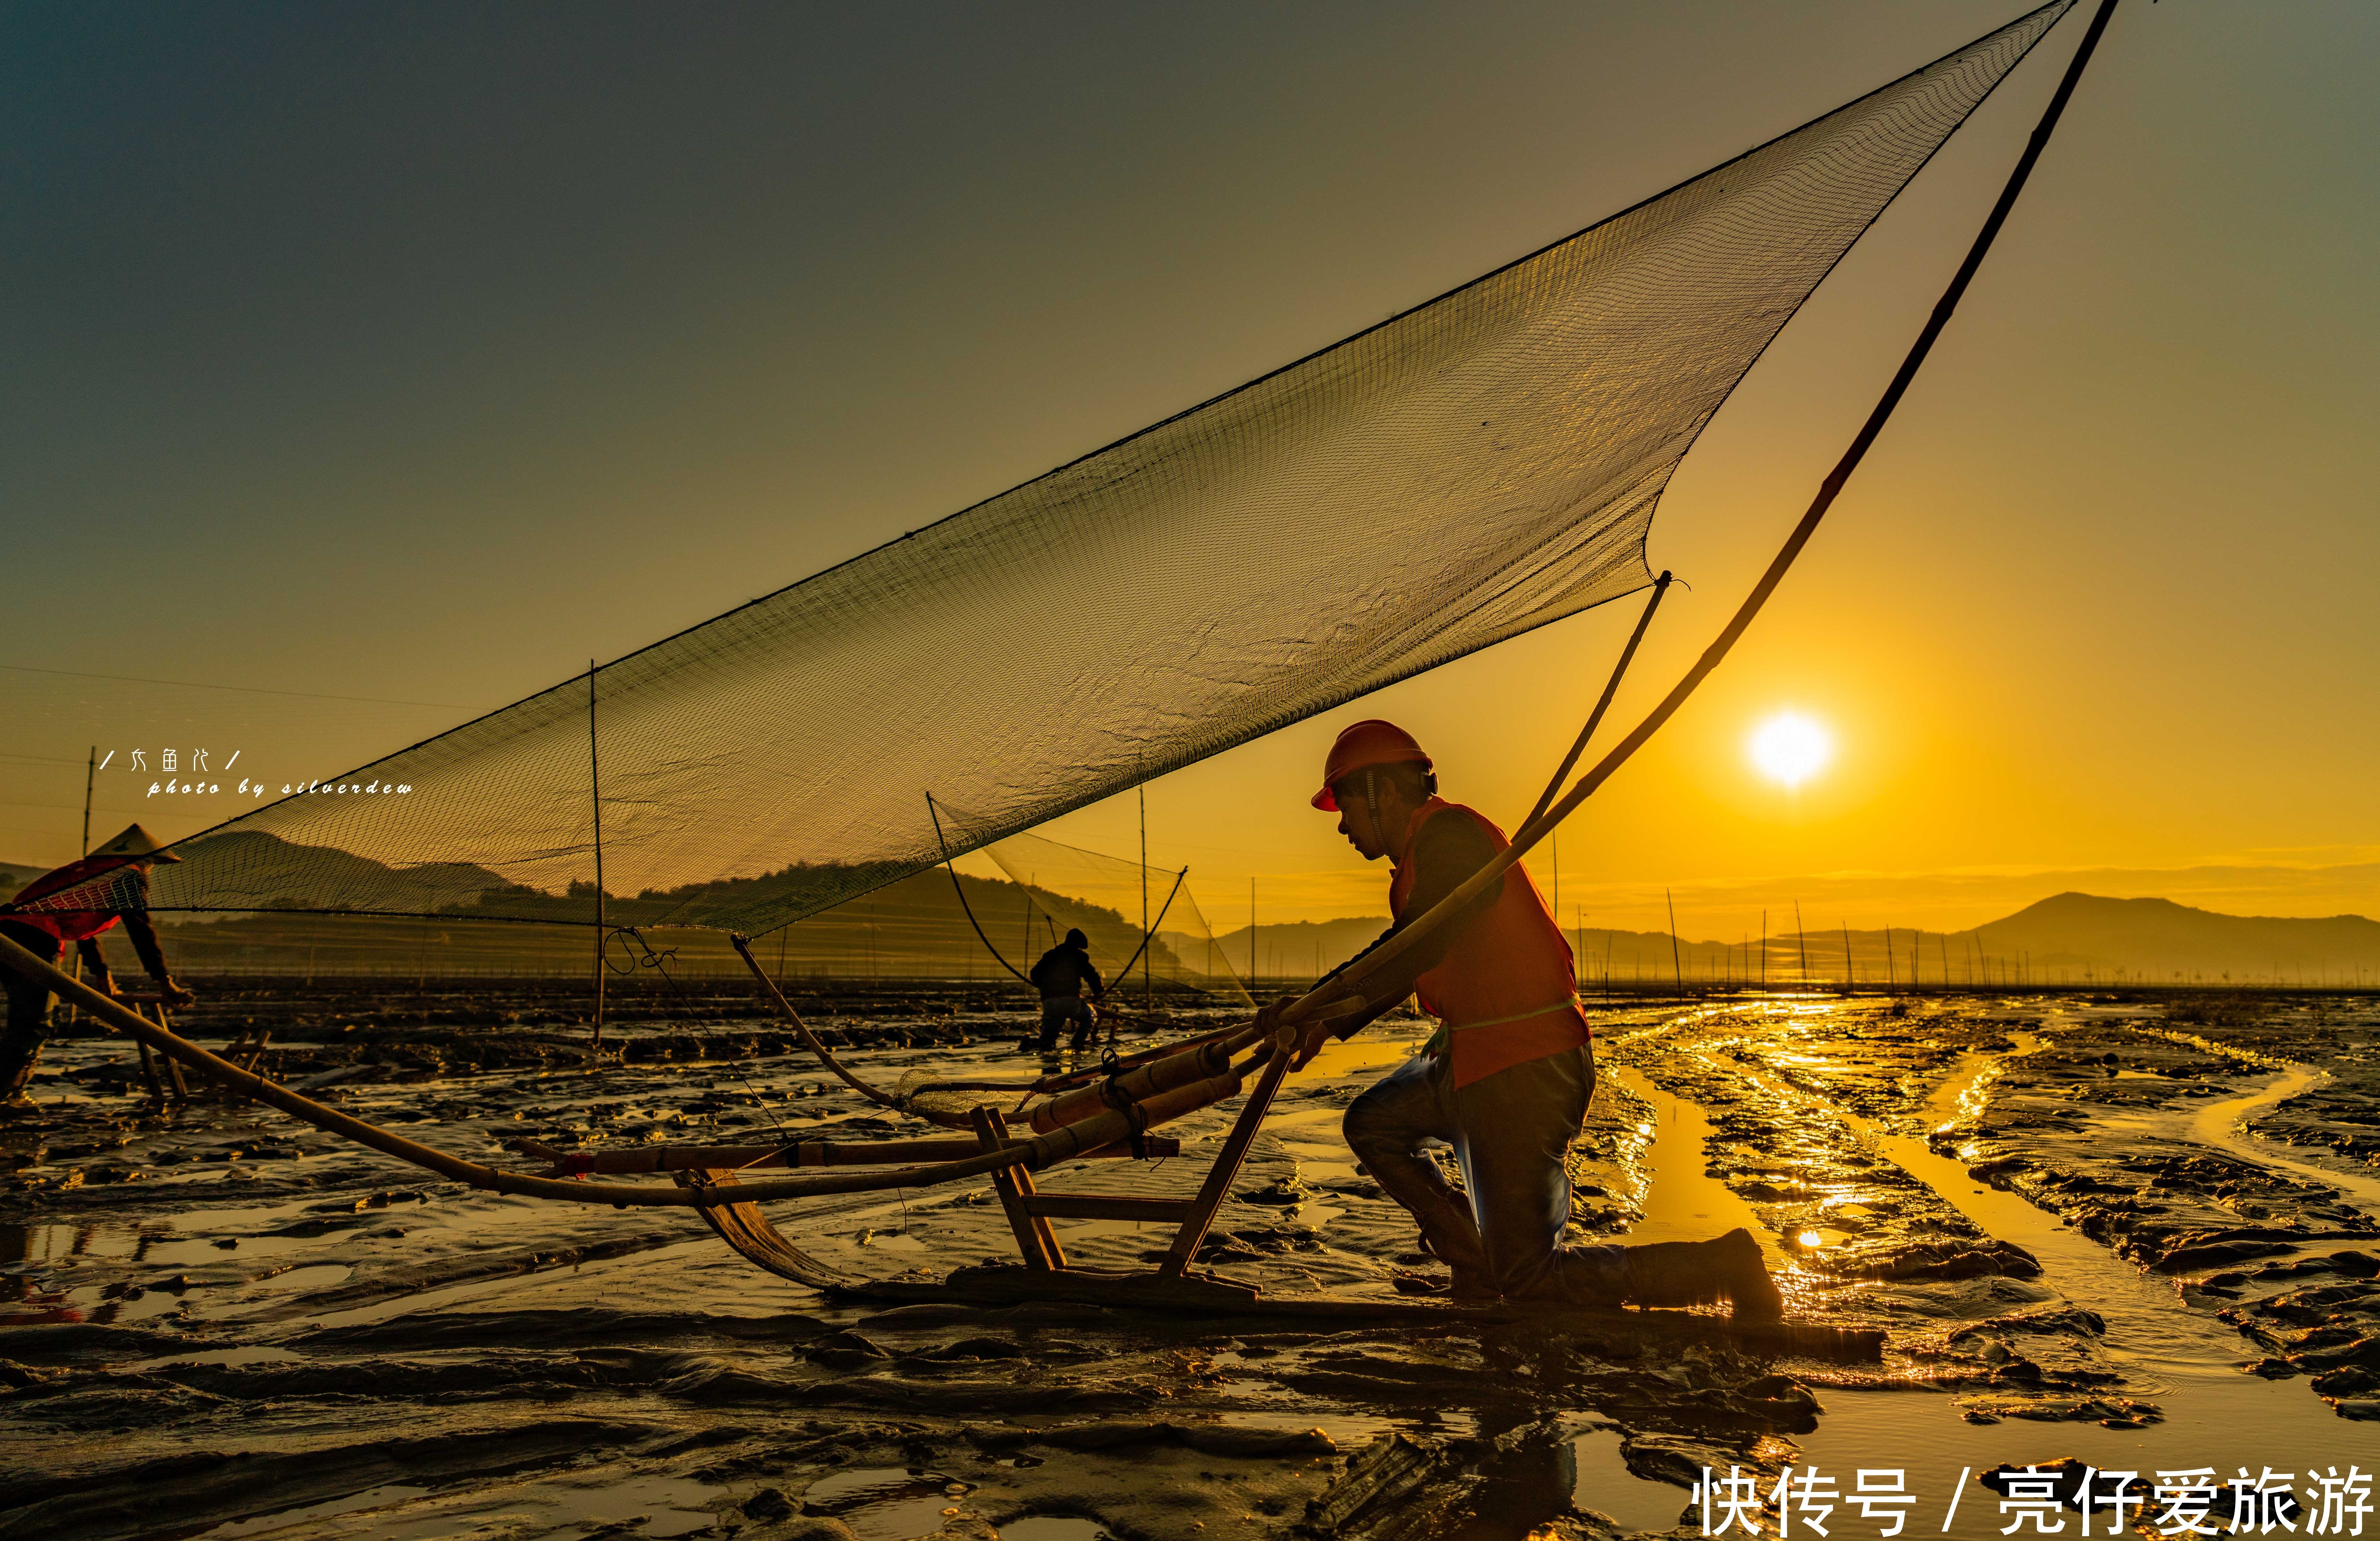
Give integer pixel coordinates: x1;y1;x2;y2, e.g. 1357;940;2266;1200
15;842;2372;990
1215;919;1389;983
1949;892;2380;985
1665;892;2380;989
22;852;1259;995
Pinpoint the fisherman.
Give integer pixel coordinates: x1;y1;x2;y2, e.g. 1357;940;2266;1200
1025;927;1105;1052
1258;720;1782;1316
0;823;196;1110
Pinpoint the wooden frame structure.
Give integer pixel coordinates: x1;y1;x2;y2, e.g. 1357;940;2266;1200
931;1047;1297;1303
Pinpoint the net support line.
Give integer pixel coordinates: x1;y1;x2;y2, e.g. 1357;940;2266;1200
928;794;1033;984
1106;867;1188;992
1524;570;1672;829
1284;0;2126;1031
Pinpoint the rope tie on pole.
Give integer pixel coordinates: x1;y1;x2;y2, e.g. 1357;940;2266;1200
1098;1070;1154;1158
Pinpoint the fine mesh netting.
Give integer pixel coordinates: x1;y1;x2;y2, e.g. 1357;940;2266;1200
93;3;2066;938
959;823;1255;1007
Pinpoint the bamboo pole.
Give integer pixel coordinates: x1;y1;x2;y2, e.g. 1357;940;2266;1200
1526;572;1671;828
588;660;606;1050
728;933;905;1110
0;927;1230;1210
65;746;95;1026
1667;888;1683;993
1140;784;1151;1009
513;1133;1180;1174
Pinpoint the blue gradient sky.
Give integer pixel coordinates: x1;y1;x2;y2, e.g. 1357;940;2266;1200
4;1;2373;933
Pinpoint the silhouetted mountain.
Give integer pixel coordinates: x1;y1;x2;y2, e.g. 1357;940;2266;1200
1948;892;2380;985
1722;892;2380;988
1215;919;1393;984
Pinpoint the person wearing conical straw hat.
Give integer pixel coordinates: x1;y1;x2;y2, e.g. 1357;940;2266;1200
1258;721;1782;1317
0;823;196;1110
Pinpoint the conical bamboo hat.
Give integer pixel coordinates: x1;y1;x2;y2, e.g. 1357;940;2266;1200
89;823;183;863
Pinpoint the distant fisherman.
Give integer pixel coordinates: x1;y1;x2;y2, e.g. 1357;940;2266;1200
1026;927;1105;1052
1259;721;1782;1316
0;824;197;1111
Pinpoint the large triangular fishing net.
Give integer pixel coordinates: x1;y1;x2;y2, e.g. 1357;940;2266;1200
102;2;2066;937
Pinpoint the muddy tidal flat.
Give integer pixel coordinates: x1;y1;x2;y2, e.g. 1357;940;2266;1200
3;984;2377;1541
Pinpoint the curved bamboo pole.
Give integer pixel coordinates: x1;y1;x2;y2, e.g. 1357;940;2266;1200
1524;571;1670;828
0;930;1265;1210
727;932;905;1110
928;793;1034;986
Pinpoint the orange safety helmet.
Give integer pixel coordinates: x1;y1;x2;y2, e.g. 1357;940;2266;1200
1312;720;1432;811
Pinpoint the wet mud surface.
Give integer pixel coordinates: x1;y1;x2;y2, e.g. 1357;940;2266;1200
2;982;2376;1540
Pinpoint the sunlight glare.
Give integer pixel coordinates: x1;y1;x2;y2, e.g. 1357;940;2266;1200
1749;711;1832;789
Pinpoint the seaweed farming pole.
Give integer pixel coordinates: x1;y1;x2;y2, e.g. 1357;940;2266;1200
588;660;606;1051
1141;785;1151;1009
1306;0;2124;1022
1667;889;1683;993
65;745;95;1027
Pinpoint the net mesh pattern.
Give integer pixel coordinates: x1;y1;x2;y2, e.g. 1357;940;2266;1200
962;823;1254;1006
118;4;2064;936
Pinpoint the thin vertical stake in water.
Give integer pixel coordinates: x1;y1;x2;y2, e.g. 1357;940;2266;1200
588;660;606;1051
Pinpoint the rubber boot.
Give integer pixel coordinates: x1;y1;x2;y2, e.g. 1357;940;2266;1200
0;1042;40;1113
1413;1193;1498;1301
1620;1228;1785;1320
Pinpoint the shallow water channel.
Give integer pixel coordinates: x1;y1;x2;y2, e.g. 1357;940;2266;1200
2;983;2375;1540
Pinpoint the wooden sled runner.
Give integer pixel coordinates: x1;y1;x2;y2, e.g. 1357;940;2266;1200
0;927;1879;1363
662;973;1887;1363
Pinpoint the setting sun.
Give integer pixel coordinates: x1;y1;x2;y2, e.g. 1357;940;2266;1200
1750;711;1832;789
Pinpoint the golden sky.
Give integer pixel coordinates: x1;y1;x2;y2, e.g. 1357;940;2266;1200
4;1;2374;941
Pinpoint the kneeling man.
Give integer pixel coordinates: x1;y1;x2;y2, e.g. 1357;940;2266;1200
1261;720;1781;1316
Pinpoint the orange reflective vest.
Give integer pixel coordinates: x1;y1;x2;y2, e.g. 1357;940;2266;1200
1388;798;1588;1088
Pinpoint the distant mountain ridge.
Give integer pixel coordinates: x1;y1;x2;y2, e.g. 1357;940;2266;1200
7;839;2373;987
1947;891;2380;984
